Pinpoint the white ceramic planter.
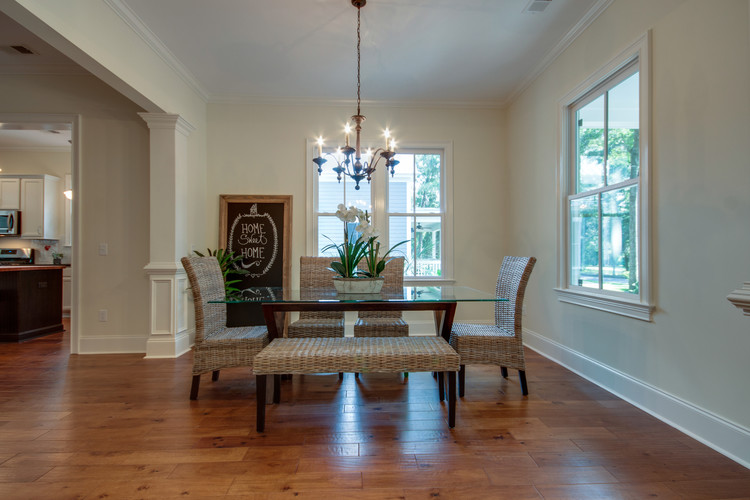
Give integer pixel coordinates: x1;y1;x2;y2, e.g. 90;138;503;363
333;277;385;294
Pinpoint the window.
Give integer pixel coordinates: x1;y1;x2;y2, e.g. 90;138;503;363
556;33;652;320
388;150;446;279
312;149;371;255
307;142;453;282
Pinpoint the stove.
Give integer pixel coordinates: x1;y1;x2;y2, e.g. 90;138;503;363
0;248;34;266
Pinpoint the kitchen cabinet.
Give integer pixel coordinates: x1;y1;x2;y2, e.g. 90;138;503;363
0;177;21;209
0;266;64;342
20;175;61;239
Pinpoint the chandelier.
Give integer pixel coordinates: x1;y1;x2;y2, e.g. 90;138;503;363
313;0;398;191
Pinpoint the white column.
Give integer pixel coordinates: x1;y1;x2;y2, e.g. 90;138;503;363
139;113;195;358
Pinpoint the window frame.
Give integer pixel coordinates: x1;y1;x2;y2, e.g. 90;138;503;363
384;144;453;283
306;140;453;284
555;31;653;321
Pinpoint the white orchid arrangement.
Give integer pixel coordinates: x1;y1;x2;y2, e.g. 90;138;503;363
323;204;407;279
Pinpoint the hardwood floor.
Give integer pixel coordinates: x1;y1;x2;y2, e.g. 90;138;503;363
1;329;749;499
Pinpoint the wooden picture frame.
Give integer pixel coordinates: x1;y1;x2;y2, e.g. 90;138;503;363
219;194;292;294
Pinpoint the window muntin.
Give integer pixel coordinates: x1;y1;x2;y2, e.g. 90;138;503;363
569;64;640;296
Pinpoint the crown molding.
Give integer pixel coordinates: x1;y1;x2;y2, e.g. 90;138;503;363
507;0;614;105
102;0;210;103
208;94;507;110
727;282;750;316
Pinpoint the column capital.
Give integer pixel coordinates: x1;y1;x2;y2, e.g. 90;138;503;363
138;112;195;136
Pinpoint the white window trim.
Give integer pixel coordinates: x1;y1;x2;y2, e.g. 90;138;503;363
306;139;454;283
555;31;653;321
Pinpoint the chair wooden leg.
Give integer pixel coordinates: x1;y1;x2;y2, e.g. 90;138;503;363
212;370;220;381
273;374;281;404
458;365;465;398
256;375;266;432
355;372;360;379
438;372;445;401
500;366;508;378
190;374;200;400
519;370;528;396
448;371;456;428
339;372;344;380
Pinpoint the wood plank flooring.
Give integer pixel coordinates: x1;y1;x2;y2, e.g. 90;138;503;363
0;329;748;499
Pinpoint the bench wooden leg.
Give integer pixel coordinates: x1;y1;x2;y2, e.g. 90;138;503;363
437;372;445;401
448;371;456;428
458;364;466;398
212;370;220;381
273;374;281;404
256;375;266;432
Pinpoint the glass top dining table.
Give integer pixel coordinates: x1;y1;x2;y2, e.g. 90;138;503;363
215;286;506;342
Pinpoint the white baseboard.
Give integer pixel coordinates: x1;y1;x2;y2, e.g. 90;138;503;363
524;328;750;468
78;335;148;354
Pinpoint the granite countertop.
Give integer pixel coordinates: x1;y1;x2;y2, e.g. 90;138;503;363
0;265;67;272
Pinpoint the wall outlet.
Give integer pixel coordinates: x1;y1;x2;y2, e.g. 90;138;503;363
99;243;108;256
98;309;108;322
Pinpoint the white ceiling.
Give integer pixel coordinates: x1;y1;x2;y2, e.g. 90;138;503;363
117;0;606;106
0;128;72;150
0;0;610;118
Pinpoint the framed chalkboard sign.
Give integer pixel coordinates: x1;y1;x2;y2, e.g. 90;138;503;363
219;195;292;325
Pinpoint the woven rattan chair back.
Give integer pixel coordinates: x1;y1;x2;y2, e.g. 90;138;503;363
300;256;344;320
358;257;405;319
181;256;227;344
494;256;537;335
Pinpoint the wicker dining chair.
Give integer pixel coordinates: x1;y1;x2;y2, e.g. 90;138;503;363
354;257;408;337
449;256;536;396
182;256;269;400
287;256;345;339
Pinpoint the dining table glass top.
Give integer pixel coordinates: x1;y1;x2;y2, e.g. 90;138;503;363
215;285;507;304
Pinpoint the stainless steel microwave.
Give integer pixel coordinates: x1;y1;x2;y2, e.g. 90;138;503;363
0;210;20;235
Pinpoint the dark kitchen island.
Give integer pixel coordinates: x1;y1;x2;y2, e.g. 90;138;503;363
0;265;65;342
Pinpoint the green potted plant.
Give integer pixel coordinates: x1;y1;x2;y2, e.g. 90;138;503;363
51;252;64;265
323;204;407;293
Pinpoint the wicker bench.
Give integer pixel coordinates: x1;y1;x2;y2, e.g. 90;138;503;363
254;337;460;432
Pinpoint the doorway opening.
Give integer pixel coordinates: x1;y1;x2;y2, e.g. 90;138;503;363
0;113;80;353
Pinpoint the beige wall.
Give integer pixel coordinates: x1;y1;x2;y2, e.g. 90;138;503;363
207;103;508;321
507;0;750;438
0;74;153;349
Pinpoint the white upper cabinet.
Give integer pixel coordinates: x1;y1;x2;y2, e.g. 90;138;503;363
0;177;21;209
20;175;62;239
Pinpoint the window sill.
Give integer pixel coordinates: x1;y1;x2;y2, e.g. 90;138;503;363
554;288;653;321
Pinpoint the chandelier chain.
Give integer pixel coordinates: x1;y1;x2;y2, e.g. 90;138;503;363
356;5;361;116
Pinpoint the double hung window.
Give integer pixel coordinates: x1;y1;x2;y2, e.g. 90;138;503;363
557;33;652;320
387;150;446;279
308;143;452;282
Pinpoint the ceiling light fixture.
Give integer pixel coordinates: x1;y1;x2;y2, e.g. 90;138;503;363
312;0;398;190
